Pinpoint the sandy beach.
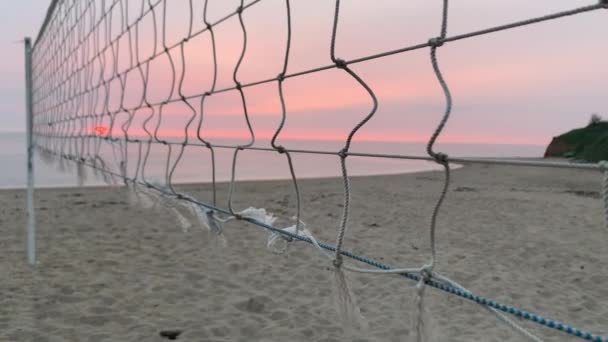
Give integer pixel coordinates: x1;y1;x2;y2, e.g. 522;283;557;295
1;162;607;341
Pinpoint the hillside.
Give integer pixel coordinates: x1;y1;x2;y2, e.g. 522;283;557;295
544;121;608;162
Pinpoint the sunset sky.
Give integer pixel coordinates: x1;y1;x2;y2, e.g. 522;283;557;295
1;0;606;146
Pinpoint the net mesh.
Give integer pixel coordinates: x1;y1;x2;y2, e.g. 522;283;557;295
29;1;608;341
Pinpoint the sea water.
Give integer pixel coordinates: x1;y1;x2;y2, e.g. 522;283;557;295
0;132;545;189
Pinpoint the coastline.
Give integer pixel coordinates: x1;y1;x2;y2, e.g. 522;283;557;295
0;160;450;191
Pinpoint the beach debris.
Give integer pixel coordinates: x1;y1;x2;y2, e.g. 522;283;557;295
159;330;182;340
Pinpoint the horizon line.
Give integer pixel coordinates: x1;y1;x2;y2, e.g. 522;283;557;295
0;130;548;146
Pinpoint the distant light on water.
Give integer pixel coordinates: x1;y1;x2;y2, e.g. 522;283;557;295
94;126;108;135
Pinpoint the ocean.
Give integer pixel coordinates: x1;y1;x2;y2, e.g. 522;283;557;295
0;132;545;189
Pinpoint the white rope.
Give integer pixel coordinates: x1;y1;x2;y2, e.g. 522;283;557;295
267;217;310;254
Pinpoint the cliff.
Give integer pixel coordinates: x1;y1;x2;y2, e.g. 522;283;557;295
544;137;575;158
544;121;608;162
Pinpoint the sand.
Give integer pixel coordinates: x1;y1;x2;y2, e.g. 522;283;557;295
1;162;607;341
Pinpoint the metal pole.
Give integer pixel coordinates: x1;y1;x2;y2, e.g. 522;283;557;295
24;37;36;266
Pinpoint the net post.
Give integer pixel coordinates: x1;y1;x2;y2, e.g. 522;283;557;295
24;37;36;266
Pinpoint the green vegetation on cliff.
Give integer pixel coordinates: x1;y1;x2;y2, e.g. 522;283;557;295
545;118;608;162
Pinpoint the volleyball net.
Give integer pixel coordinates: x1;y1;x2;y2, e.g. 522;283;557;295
24;0;608;340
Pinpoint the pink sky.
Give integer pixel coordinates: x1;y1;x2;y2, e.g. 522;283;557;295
2;0;607;146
